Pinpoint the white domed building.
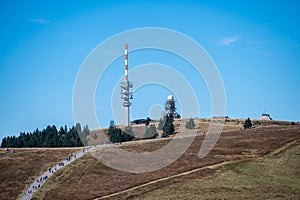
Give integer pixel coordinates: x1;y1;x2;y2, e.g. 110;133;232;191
165;95;180;118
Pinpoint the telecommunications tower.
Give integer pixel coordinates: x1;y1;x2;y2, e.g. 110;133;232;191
121;43;133;127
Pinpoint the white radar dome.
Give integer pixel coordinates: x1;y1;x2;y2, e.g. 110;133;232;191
167;95;174;100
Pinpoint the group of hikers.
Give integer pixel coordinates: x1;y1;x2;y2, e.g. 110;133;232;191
25;175;48;195
66;153;77;162
22;146;95;198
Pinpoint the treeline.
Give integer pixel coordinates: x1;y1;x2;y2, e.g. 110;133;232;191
108;121;134;144
1;123;89;148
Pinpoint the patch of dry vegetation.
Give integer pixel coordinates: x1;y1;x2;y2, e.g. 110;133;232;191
0;148;81;200
126;142;300;200
32;123;299;199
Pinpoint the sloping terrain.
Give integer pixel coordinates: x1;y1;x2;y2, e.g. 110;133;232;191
0;148;82;200
31;123;300;199
124;141;300;199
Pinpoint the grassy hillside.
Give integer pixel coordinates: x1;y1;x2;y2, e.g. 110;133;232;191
31;122;300;200
125;142;300;199
0;148;83;200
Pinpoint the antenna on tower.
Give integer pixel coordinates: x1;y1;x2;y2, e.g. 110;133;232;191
121;43;133;127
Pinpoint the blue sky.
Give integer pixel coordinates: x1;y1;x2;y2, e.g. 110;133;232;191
0;0;299;139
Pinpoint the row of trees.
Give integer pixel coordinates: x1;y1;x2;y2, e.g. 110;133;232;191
1;123;89;148
108;122;135;144
108;115;177;143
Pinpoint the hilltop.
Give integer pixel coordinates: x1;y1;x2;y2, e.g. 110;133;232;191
0;119;299;199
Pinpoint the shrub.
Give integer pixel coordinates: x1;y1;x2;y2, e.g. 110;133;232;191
185;118;195;129
243;118;252;129
144;124;158;139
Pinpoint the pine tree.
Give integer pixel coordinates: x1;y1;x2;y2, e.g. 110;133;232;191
185;118;195;129
243;118;252;129
1;137;7;148
157;118;164;130
144;124;158;139
123;126;134;142
162;115;175;137
109;127;123;144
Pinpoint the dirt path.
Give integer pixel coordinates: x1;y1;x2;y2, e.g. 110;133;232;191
267;140;298;157
95;139;299;200
20;146;95;200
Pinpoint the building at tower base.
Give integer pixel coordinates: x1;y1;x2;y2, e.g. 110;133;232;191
261;113;272;120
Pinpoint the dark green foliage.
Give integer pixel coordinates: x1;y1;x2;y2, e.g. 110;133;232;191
161;131;168;138
243;118;253;129
93;134;98;139
185;118;195;129
162;115;175;137
291;122;295;125
109;125;135;144
253;121;261;126
109;127;123;144
144;124;158;139
157;118;164;130
1;137;7;147
123;126;134;142
1;124;87;148
109;120;115;128
145;117;151;126
77;124;90;146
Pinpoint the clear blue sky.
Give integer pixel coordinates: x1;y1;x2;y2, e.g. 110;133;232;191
0;0;299;140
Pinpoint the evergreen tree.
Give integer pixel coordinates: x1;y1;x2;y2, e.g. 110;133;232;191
123;126;134;142
157;118;164;130
185;118;195;129
162;115;175;137
93;134;98;139
73;123;90;146
80;124;90;145
144;124;158;139
1;137;7;148
0;124;84;148
109;127;123;144
243;118;252;129
75;123;82;134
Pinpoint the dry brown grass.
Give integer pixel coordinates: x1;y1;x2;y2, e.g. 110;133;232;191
0;148;82;200
125;142;300;200
31;122;300;200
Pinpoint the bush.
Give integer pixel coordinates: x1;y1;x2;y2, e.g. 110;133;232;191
253;121;261;126
109;127;123;144
157;118;164;130
243;118;252;129
144;124;158;139
162;115;175;137
123;126;135;142
185;118;195;129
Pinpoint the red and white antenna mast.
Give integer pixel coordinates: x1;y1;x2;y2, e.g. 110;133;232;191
124;43;128;81
121;43;133;127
